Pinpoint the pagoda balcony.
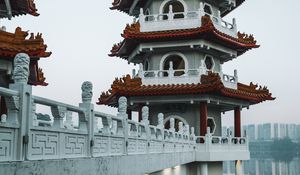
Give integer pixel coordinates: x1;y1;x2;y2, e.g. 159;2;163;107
136;64;238;89
139;3;237;37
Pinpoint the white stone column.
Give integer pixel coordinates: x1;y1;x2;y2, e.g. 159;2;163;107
79;81;94;157
200;163;208;175
117;96;128;154
9;53;32;161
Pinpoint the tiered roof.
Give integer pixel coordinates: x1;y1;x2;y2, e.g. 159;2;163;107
0;27;51;86
110;16;259;59
110;0;245;17
0;27;51;58
98;72;275;107
0;0;39;18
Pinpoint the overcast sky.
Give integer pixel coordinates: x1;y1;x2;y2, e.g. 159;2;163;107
2;0;300;126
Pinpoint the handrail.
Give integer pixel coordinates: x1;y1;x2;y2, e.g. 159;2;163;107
33;96;85;113
0;87;19;97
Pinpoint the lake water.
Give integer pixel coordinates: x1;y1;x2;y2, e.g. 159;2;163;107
223;157;300;175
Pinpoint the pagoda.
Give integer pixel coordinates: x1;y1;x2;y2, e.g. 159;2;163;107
0;0;51;116
99;0;274;173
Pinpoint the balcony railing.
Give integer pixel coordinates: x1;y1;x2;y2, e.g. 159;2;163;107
137;62;238;89
139;2;237;37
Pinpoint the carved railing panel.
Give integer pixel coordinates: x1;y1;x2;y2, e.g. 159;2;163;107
0;128;16;161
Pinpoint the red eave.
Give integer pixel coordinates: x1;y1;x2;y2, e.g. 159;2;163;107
0;27;52;58
97;72;275;107
109;16;259;58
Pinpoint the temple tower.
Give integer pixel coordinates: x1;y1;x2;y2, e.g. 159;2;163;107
0;0;51;117
99;0;274;174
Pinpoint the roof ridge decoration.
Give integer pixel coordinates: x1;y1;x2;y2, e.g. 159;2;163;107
109;16;259;58
0;27;51;58
97;72;275;106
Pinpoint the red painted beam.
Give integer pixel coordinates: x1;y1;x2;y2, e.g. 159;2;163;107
234;107;241;137
200;102;208;137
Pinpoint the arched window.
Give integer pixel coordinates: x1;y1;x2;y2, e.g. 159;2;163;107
162;0;185;19
207;117;216;134
163;54;185;76
204;55;214;70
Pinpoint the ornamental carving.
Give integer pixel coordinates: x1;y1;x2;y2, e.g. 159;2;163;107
12;53;30;83
81;81;93;103
237;32;257;44
118;96;127;114
142;106;149;122
157;113;164;128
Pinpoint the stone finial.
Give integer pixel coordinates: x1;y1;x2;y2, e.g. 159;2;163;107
157;113;164;128
185;124;190;135
118;96;127;114
191;127;195;140
178;122;183;133
12;53;30;83
81;81;93;103
141;106;149;125
170;118;175;132
1;114;7;123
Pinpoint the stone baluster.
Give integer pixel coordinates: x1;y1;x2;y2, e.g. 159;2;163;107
234;69;238;83
168;5;174;20
157;113;164;129
178;122;183;134
8;53;33;161
138;63;143;78
232;18;237;31
139;8;145;23
79;81;94;157
117;96;128;154
190;127;195;143
132;69;136;78
185;124;190;138
217;10;221;18
51;106;66;129
205;127;212;152
169;117;175;132
168;61;174;78
199;2;204;17
157;113;164;140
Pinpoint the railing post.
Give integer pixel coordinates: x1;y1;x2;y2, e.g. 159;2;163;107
117;96;128;155
234;69;238;82
168;5;174;20
141;106;150;153
157;113;164;141
79;81;94;157
8;53;32;161
232;18;237;32
205;127;212;152
168;61;174;78
138;63;143;78
199;2;204;17
139;8;145;23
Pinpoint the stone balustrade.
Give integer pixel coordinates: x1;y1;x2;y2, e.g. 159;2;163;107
137;62;238;89
0;53;248;163
139;2;237;37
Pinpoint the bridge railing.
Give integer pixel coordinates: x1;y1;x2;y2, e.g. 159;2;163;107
0;53;248;162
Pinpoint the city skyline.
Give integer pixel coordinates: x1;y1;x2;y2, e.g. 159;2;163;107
1;0;299;126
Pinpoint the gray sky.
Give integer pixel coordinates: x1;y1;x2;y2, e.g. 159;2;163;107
2;0;300;126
